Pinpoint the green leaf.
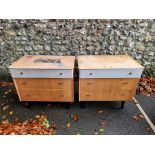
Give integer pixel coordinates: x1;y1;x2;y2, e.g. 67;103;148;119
99;128;104;132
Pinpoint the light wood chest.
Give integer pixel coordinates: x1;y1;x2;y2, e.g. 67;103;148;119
9;55;75;104
78;55;144;106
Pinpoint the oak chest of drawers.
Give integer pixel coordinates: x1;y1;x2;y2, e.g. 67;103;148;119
78;55;144;108
9;55;75;105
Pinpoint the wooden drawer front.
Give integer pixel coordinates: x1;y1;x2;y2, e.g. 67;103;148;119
79;69;143;78
19;89;73;101
10;69;73;78
79;78;139;101
14;78;72;89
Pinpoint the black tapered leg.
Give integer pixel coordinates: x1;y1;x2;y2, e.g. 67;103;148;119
121;101;125;109
64;103;70;110
79;102;86;109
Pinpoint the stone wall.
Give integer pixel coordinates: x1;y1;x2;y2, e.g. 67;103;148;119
0;19;155;78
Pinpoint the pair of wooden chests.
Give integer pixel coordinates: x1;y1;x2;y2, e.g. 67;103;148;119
9;55;144;109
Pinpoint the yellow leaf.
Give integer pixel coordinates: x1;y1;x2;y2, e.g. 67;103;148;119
99;128;104;132
9;111;13;115
66;122;71;128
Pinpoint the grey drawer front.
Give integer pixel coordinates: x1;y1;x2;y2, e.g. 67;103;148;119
79;68;143;78
10;69;73;78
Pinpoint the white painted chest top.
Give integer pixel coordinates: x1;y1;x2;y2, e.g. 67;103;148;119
9;55;75;78
78;55;144;78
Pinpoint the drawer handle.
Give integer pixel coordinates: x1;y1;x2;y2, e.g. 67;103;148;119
59;73;63;75
128;72;132;75
58;82;63;85
20;72;23;75
89;73;93;75
87;83;94;85
122;82;128;84
86;94;91;96
23;82;27;85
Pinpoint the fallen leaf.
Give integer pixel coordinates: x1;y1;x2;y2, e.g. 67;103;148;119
9;111;13;115
70;114;78;122
3;105;9;111
98;110;103;114
0;82;14;87
99;128;104;132
4;92;8;95
39;115;47;123
42;118;50;128
35;115;40;119
136;77;155;96
66;122;71;128
133;115;140;121
43;121;50;128
0;117;56;135
2;120;9;125
139;114;144;119
133;115;144;121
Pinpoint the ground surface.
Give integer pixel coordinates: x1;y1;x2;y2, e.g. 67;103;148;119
0;81;155;135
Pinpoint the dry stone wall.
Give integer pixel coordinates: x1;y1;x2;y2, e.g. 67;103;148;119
0;19;155;78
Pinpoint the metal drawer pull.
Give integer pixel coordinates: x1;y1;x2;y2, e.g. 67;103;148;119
128;72;132;75
59;73;63;75
20;72;23;75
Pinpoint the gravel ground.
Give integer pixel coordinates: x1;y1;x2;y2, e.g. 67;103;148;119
0;81;154;135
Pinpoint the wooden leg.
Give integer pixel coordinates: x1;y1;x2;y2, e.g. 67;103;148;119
79;102;86;109
121;101;125;109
